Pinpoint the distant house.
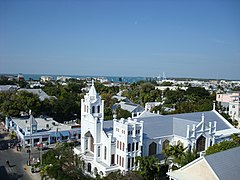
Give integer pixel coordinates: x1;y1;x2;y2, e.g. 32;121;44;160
216;92;240;125
0;85;18;92
167;146;240;180
112;101;145;117
18;88;55;101
40;76;53;82
112;95;131;103
145;102;162;112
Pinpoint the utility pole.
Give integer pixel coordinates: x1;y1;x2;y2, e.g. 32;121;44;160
28;110;32;166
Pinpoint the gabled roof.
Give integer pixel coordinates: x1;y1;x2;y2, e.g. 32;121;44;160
102;110;239;140
18;88;51;101
138;110;236;139
168;146;240;180
205;146;240;180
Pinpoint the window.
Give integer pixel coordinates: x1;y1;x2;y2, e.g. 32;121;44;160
136;142;139;151
122;143;125;151
120;141;122;150
122;157;124;167
98;146;100;157
196;135;206;152
117;155;119;164
132;143;135;151
128;131;132;135
131;157;134;167
119;156;121;165
162;139;170;150
117;140;119;149
87;163;91;173
97;105;100;113
92;106;95;113
210;139;213;147
128;158;131;168
128;143;131;152
149;142;157;155
111;154;115;164
104;146;107;160
232;105;235;108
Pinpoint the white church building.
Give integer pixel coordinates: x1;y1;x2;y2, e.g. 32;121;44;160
74;82;240;177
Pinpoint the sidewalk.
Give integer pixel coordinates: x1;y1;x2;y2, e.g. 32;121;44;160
24;164;41;180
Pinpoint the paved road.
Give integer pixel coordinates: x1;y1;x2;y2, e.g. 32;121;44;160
0;149;32;180
0;123;38;180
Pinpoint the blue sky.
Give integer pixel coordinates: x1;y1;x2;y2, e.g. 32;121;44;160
0;0;240;79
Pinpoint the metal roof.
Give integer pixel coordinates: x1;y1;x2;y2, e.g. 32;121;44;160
205;146;240;180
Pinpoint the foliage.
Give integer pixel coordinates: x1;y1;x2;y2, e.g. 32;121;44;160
40;143;91;180
206;134;240;155
159;81;173;86
115;107;132;119
122;82;214;114
135;156;163;180
163;144;199;168
0;76;17;85
0;91;41;117
9;131;17;139
122;82;161;105
103;170;143;180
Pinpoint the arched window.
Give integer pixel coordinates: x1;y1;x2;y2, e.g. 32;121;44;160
128;143;131;152
87;163;91;172
196;135;206;152
162;139;170;150
120;141;122;150
94;167;98;176
149;142;157;155
104;146;107;160
132;143;135;151
136;142;139;151
122;142;125;151
92;106;95;113
97;105;100;113
98;146;100;157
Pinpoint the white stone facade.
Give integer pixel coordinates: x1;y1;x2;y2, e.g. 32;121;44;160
76;83;240;177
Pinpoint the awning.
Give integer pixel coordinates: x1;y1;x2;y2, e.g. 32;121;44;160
71;129;81;135
60;131;70;137
50;132;61;137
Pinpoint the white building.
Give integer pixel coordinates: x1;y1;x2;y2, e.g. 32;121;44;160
5;115;81;148
74;82;240;177
216;92;240;124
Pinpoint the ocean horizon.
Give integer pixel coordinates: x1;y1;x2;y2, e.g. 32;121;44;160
1;73;147;83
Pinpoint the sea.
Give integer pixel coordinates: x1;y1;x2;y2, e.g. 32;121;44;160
2;73;148;83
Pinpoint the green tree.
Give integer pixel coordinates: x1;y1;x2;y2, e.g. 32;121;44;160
206;135;240;155
40;143;91;180
115;107;132;119
135;156;162;180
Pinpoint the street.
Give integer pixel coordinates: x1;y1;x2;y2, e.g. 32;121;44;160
0;123;41;180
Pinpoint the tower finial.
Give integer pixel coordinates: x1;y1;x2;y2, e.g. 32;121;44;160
92;79;94;86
